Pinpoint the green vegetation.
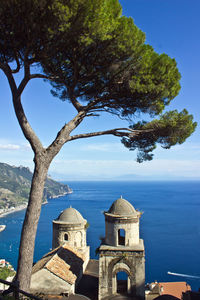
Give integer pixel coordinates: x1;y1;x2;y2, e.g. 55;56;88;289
0;163;71;210
85;222;90;229
0;267;15;281
0;0;196;292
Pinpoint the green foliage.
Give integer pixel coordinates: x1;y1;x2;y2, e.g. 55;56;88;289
0;1;196;291
0;0;123;64
0;0;52;63
122;109;197;162
85;222;90;229
39;1;181;119
41;0;146;105
0;267;15;280
0;0;196;161
0;163;71;209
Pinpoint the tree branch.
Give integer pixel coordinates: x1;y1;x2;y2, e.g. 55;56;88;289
68;92;84;112
10;62;44;154
0;62;17;95
11;54;21;73
16;61;31;96
84;97;102;111
30;74;58;80
69;127;152;141
12;93;44;154
46;110;87;159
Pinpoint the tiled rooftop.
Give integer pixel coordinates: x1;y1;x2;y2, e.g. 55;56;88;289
32;244;85;285
159;282;191;299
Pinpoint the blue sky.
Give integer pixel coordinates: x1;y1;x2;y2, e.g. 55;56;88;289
0;0;200;181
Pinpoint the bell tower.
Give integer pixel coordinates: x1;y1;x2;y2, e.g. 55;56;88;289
98;197;145;300
52;206;90;271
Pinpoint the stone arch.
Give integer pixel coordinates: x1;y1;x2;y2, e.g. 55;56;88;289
113;267;131;294
60;231;71;245
64;233;69;241
107;257;136;296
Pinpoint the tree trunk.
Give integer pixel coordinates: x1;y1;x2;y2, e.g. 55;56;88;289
16;157;50;292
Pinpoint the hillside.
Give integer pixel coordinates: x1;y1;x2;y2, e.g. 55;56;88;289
0;162;72;210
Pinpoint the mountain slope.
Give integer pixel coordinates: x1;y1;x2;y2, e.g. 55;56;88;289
0;162;72;209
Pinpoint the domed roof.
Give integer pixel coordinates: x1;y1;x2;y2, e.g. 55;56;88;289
56;207;86;224
107;197;137;217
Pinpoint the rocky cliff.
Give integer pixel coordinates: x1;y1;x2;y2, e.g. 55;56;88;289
0;162;72;210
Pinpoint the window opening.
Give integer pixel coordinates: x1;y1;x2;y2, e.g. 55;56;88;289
118;229;125;246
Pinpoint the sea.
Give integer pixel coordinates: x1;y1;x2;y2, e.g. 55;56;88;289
0;181;200;291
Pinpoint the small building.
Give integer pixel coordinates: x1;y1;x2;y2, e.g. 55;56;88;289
98;196;145;300
52;206;90;272
0;259;6;267
30;199;193;300
146;281;191;300
159;282;191;299
31;207;90;296
30;243;86;295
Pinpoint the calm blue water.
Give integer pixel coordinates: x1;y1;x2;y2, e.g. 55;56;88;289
0;181;200;290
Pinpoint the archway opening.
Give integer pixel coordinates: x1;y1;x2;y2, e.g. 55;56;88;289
118;229;125;246
116;271;128;294
64;233;68;241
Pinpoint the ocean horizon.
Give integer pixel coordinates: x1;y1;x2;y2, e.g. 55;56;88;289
0;180;200;291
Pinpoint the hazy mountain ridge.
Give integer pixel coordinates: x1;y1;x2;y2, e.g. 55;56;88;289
0;162;71;210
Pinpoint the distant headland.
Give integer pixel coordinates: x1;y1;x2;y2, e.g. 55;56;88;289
0;162;72;217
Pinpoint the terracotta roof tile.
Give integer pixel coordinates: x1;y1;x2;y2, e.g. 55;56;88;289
32;248;58;274
32;244;85;285
159;282;191;299
46;254;77;284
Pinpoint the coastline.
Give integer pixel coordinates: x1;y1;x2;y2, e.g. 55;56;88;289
0;190;72;219
49;190;73;199
0;201;51;218
0;204;28;218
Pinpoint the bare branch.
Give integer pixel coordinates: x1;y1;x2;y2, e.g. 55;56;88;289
12;94;44;154
46;110;87;159
83;94;116;113
30;74;58;80
0;62;17;95
17;64;31;96
84;97;102;111
68;92;84;112
11;54;21;73
69;127;153;141
30;74;49;79
85;113;100;117
0;59;44;154
17;78;30;96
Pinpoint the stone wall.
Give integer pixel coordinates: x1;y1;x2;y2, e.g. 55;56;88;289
52;222;86;250
30;269;74;295
98;242;145;300
105;218;139;246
